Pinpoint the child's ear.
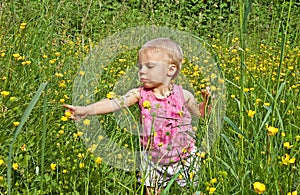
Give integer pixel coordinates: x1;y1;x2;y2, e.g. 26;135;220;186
167;64;177;77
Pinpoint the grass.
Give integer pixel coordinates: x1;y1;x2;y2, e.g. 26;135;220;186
0;0;299;194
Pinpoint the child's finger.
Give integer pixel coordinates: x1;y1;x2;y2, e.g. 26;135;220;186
63;104;75;111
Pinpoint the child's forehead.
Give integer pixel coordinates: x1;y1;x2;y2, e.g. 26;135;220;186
138;47;179;60
138;48;169;62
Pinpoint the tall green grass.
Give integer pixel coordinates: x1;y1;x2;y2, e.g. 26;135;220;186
0;0;299;194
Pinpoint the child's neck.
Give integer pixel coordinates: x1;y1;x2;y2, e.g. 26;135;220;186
152;83;174;99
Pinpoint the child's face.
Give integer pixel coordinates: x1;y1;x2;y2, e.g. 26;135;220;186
138;49;173;89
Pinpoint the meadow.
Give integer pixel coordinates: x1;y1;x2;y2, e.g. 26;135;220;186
0;0;299;194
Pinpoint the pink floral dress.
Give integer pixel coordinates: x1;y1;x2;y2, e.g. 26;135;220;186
139;84;195;165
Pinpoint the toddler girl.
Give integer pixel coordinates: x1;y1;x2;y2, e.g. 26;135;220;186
64;38;210;194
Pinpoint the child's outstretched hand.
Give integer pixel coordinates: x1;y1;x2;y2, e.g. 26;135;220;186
199;86;212;117
63;104;88;120
201;86;211;105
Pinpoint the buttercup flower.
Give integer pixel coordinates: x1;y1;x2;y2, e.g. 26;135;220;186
13;53;20;58
210;178;217;184
50;163;56;171
0;159;4;166
20;22;27;29
266;125;278;136
13;163;19;170
287;191;298;195
79;162;84;168
83;119;91;126
247;110;256;118
77;153;84;159
13;122;20;127
79;71;85;76
1;91;10;98
281;154;296;165
208;187;216;194
142;100;151;110
55;72;63;78
253;182;266;194
107;92;116;99
95;157;102;164
283;142;293;149
61;116;68;122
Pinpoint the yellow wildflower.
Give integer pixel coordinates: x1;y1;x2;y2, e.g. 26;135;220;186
106;91;116;99
61;116;68;122
282;154;296;165
178;174;183;180
49;59;56;64
55;73;63;78
0;159;4;166
55;52;60;57
210;178;217;184
50;163;56;171
79;71;85;76
208;187;216;194
13;53;20;58
1;91;10;98
266;125;278;136
243;88;250;92
283;142;293;149
95;157;102;164
77;153;84;159
287;191;298;195
65;110;72;118
189;171;195;180
247;110;256;118
83;119;90;126
58;80;66;88
142;100;151;110
9;97;16;101
79;162;84;168
20;144;26;151
118;58;126;62
98;135;104;141
13;163;19;170
20;22;27;29
253;182;266;194
13;122;20;127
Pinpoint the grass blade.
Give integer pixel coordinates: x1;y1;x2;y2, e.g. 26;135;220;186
7;82;48;195
40;84;48;192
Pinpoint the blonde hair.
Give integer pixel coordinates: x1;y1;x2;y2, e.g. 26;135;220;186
138;38;183;78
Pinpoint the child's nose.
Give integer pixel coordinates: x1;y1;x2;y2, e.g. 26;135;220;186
139;67;146;75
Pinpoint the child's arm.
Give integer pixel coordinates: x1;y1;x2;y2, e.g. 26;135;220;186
63;88;140;120
183;88;211;118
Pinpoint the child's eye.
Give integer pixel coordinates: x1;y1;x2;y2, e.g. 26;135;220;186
147;64;155;68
